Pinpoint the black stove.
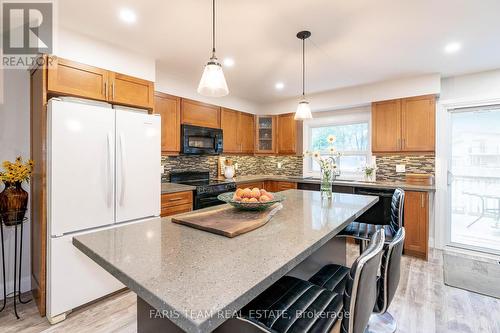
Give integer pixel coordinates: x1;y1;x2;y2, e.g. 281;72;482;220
170;171;236;209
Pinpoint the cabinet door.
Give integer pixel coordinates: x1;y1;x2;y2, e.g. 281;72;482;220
47;57;108;101
402;95;436;152
256;116;276;154
275;181;297;192
108;72;154;109
181;99;220;128
154;92;181;155
372;99;402;152
277;113;297;155
239;112;255;154
403;191;429;260
221;108;241;153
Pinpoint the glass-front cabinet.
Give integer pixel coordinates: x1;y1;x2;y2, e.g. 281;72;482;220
255;115;277;154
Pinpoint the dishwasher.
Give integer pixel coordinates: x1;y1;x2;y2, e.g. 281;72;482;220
354;187;395;225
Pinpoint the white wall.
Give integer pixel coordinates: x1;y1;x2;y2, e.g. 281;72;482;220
434;69;500;250
155;67;261;114
0;69;31;299
55;28;156;81
260;74;441;115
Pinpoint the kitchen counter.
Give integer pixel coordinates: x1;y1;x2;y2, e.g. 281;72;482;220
161;182;196;194
73;190;378;333
219;175;436;192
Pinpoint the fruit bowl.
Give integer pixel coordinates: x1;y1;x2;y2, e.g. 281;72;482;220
217;191;285;211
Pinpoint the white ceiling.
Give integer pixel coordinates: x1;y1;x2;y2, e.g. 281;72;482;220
59;0;500;104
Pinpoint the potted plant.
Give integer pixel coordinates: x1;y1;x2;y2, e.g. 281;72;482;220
0;157;34;226
304;135;341;199
360;164;377;182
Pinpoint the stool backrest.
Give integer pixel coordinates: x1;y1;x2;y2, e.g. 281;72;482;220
376;227;405;314
389;188;405;233
341;229;385;333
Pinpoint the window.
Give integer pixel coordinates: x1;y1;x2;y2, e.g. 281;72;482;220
303;109;371;179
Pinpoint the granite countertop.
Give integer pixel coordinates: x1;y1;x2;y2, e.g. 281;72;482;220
220;175;436;192
161;182;196;194
73;190;378;333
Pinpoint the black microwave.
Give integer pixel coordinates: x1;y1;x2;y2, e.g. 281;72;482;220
181;124;223;155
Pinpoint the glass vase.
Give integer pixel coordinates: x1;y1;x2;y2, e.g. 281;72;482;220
320;167;334;199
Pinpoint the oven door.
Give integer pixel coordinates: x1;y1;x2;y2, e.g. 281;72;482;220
182;125;223;155
195;195;225;210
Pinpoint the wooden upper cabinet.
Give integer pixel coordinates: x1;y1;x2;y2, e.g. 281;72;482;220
221;108;255;154
181;99;220;129
47;57;108;101
372;99;402;153
372;95;436;153
108;72;154;109
221;108;241;153
239;112;255;154
255;116;277;154
404;191;429;260
47;57;155;109
277;113;297;155
401;95;435;152
154;92;181;155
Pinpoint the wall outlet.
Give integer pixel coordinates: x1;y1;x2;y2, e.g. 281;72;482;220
234;163;239;170
277;162;282;169
396;164;406;173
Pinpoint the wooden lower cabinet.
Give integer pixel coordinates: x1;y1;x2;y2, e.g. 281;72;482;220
237;181;264;190
274;181;297;192
161;191;193;217
403;191;429;260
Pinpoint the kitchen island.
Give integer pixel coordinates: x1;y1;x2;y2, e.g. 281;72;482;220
73;190;378;333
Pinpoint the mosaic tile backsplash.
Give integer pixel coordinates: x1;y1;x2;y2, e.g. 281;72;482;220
161;155;303;182
375;155;435;181
161;154;434;183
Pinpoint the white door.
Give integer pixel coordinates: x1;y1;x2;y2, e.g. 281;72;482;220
47;232;124;319
115;110;161;223
448;105;500;255
48;99;115;236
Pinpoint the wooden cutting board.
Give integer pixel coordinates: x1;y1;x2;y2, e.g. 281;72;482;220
171;203;283;238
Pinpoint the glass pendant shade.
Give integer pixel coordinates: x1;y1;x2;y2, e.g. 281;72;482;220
197;57;229;97
295;99;312;120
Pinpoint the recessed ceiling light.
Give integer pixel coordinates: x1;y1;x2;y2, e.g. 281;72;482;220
275;82;285;90
223;58;235;67
119;8;137;24
444;42;461;54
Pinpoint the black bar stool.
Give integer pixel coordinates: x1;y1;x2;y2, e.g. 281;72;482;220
235;229;386;333
338;189;405;250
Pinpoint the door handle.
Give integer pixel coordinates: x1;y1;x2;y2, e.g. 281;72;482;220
119;133;126;206
106;133;113;207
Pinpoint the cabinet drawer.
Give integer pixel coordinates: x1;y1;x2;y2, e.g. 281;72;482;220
275;181;297;191
237;181;264;190
161;203;193;217
161;191;193;207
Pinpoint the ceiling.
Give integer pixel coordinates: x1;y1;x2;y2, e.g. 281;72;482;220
59;0;500;104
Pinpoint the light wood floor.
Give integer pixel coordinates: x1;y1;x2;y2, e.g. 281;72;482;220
1;246;499;333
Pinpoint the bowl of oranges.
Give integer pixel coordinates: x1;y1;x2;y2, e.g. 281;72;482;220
217;187;285;211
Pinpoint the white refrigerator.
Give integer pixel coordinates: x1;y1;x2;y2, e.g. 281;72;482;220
46;98;161;323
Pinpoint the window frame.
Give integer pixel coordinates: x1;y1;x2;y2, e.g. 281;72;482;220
303;108;372;179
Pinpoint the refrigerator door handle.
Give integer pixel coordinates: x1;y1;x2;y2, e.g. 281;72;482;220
106;133;113;207
119;133;126;206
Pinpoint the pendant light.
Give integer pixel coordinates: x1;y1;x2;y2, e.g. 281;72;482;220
197;0;229;97
294;31;313;120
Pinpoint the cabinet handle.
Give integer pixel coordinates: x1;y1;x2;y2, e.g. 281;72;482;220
112;83;115;99
168;197;183;202
421;193;424;208
398;138;401;149
402;138;406;149
104;81;107;98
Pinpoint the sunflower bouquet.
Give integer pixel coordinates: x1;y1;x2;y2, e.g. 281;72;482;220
0;157;34;185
